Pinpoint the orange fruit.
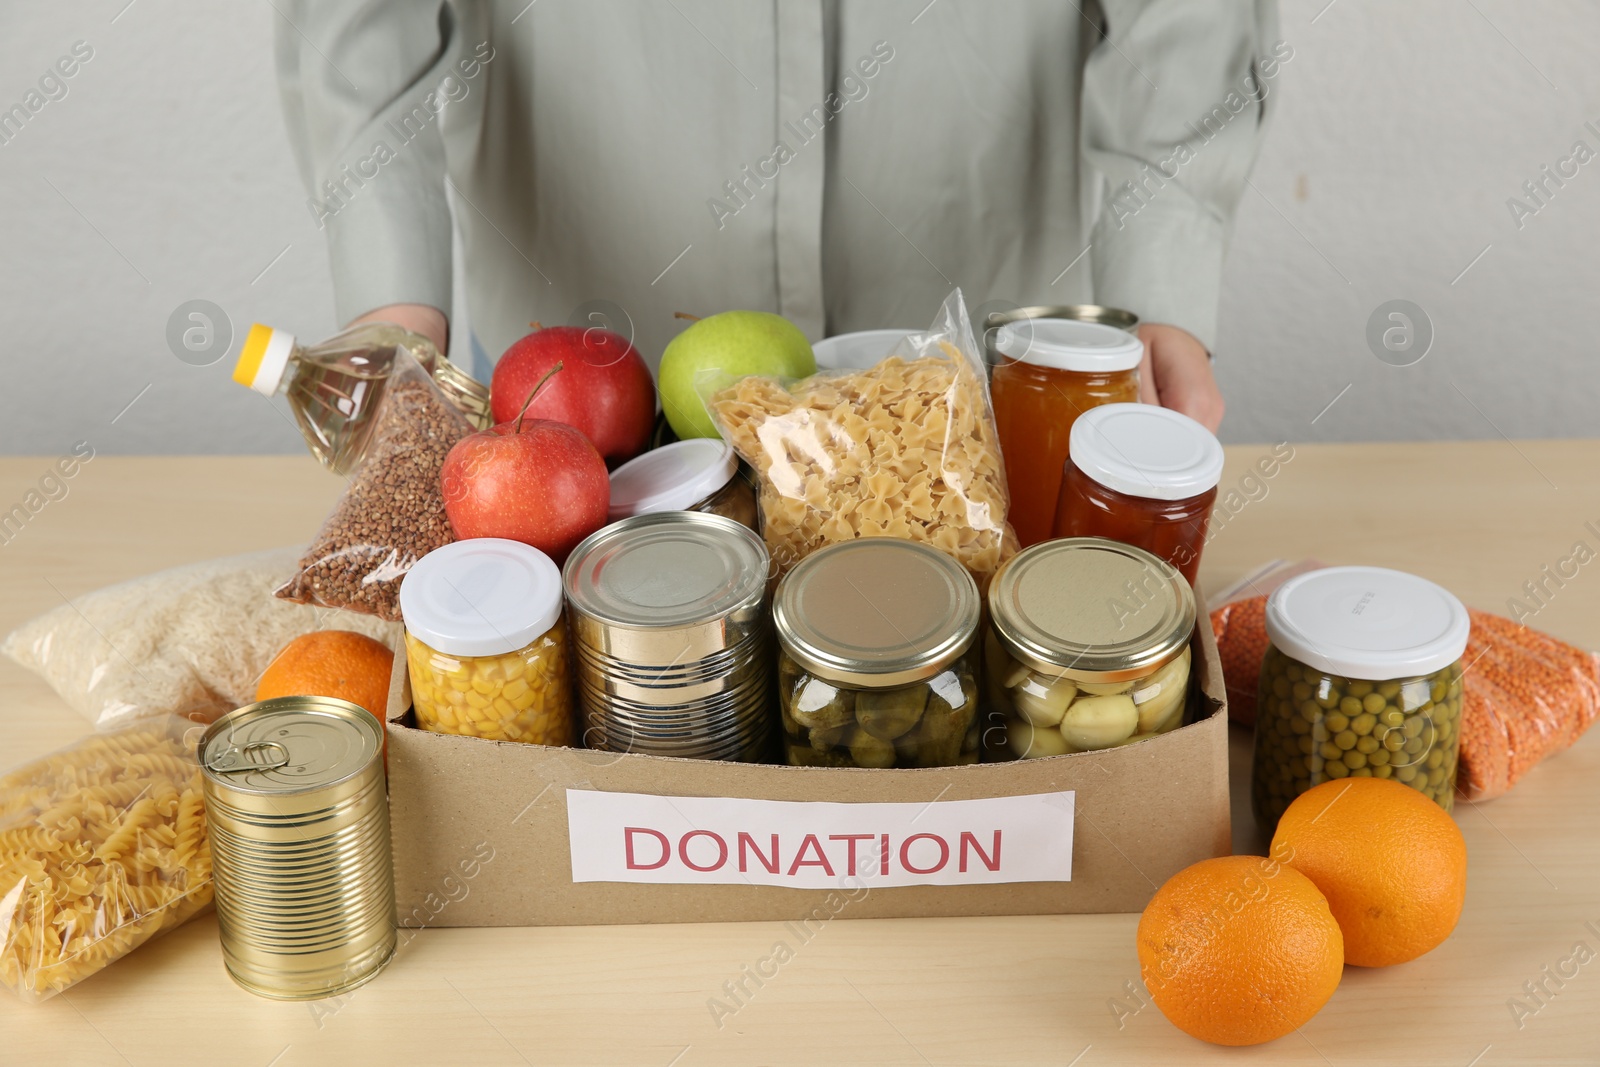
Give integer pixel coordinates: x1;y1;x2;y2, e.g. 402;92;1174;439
1272;777;1466;968
1136;854;1344;1046
255;630;395;724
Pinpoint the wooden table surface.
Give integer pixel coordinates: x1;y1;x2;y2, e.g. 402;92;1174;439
1;443;1597;1067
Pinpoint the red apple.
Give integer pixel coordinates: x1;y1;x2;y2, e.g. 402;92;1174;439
441;373;610;564
491;324;655;465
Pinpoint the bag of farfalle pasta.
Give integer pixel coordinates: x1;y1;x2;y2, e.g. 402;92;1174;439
0;718;212;1002
708;288;1018;588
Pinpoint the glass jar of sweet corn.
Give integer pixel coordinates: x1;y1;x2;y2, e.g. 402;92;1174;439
1252;567;1469;830
398;538;575;746
984;538;1196;760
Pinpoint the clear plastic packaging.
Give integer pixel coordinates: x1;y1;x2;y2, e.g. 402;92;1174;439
234;321;491;476
0;717;213;1003
1;547;397;730
276;350;474;621
708;289;1017;589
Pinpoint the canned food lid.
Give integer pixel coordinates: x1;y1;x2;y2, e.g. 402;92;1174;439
1265;566;1470;679
773;539;980;687
992;318;1143;373
606;438;739;521
985;305;1140;334
1069;403;1225;501
400;538;562;656
200;697;382;795
989;537;1195;682
563;512;768;629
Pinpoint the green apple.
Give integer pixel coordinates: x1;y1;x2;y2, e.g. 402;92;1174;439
658;311;817;439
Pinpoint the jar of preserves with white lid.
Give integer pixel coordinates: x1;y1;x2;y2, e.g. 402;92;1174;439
399;538;574;746
985;537;1196;760
989;318;1144;547
773;539;982;768
1051;403;1225;586
605;437;758;531
1252;567;1469;829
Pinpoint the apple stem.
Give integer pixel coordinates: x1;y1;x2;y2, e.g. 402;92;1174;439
673;311;701;322
514;361;563;433
529;321;543;331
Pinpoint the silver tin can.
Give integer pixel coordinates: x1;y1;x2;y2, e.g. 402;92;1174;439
563;512;774;760
982;304;1140;368
200;697;395;1001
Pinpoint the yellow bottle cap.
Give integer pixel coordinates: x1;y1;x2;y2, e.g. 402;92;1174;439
233;324;297;396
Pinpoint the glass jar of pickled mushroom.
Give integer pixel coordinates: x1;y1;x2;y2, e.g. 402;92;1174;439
773;539;981;768
984;538;1196;760
1251;567;1469;830
399;538;575;746
605;437;758;531
1051;403;1224;586
989;318;1143;548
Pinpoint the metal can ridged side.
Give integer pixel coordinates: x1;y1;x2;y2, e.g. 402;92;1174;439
200;697;396;1001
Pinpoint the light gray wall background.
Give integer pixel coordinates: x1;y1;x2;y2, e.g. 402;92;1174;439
0;0;1595;456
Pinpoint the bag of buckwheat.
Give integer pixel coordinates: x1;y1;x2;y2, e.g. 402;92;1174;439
275;349;472;621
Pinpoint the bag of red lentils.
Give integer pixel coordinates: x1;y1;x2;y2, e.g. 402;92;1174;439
275;351;472;621
1211;562;1600;801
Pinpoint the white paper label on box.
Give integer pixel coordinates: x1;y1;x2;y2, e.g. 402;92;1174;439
566;789;1074;889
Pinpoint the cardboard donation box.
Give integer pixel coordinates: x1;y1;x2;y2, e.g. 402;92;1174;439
384;604;1231;927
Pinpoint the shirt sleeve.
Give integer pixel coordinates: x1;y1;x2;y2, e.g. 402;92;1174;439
1081;0;1280;352
274;0;458;327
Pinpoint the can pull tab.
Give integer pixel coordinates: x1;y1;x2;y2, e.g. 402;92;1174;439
205;740;291;774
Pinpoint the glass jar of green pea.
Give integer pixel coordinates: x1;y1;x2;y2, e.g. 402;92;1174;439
1251;567;1470;832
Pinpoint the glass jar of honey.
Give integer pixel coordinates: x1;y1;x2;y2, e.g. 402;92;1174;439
1050;404;1224;586
990;319;1143;547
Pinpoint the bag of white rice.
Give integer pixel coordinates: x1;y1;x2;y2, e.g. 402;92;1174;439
3;547;398;729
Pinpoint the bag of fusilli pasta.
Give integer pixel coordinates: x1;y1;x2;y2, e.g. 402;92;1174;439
708;288;1018;589
0;717;213;1003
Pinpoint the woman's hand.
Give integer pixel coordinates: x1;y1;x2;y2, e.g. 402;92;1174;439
349;303;449;354
1136;323;1224;432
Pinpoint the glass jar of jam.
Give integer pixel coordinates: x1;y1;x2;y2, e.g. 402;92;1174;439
1050;403;1224;586
1252;567;1469;830
399;538;575;746
605;438;758;532
984;537;1195;760
990;318;1143;548
773;539;982;768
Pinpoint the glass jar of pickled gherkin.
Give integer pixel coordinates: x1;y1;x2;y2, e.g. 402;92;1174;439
398;538;575;746
773;539;982;768
985;537;1196;760
1252;567;1469;830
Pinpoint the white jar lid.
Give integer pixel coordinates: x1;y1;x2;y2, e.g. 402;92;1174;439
400;538;563;657
991;318;1143;372
1265;566;1471;680
606;438;739;521
1069;403;1225;501
811;329;916;370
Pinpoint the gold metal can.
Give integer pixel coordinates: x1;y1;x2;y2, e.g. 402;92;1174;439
199;697;395;1001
